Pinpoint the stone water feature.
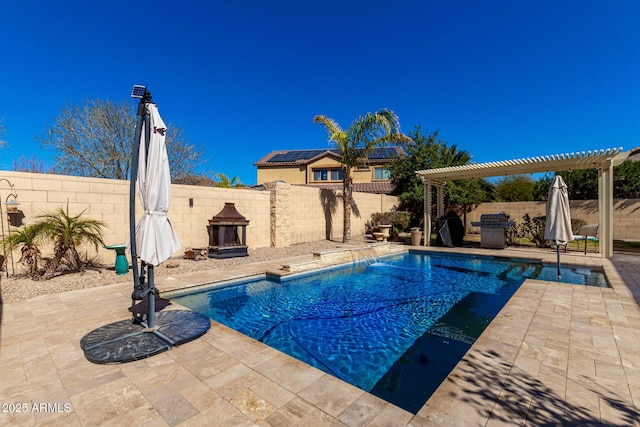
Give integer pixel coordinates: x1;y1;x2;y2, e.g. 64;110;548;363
281;242;404;274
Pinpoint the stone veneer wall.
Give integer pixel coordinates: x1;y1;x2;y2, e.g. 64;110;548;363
466;200;640;240
0;171;399;264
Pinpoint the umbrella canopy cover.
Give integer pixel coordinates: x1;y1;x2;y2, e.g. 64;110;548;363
544;175;574;246
130;103;181;265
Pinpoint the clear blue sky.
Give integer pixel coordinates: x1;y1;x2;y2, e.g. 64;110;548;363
1;1;638;186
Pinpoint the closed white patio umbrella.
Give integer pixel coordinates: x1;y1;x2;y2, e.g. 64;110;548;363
81;86;209;364
544;175;573;278
132;102;181;266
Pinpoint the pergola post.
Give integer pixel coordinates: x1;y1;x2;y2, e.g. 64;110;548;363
423;178;432;246
436;183;444;218
598;158;614;258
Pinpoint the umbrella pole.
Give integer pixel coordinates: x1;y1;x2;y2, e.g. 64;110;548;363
557;245;561;279
148;265;156;328
129;97;147;310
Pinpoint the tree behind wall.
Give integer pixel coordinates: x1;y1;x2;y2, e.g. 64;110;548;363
13;156;48;173
533;161;640;200
495;175;535;202
390;126;494;226
36;97;204;181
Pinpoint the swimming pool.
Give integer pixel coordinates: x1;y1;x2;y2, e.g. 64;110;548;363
171;251;608;413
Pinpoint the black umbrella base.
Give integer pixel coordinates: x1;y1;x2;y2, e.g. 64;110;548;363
80;310;211;364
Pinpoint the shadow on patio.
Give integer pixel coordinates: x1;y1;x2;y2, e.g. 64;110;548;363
445;348;636;425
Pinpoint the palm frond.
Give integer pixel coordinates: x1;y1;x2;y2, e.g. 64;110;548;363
35;206;106;249
313;115;343;140
349;112;389;146
2;225;40;252
375;109;402;132
374;132;414;146
313;115;341;131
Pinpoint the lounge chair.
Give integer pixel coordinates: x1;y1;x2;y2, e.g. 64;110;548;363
572;224;599;254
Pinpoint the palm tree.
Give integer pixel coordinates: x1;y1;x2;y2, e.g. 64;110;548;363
2;225;41;279
436;143;471;168
214;173;245;188
313;109;412;243
35;204;106;280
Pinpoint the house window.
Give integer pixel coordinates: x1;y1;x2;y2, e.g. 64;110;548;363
374;167;391;180
313;168;343;181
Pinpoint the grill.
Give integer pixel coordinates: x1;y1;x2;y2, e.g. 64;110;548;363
470;213;515;249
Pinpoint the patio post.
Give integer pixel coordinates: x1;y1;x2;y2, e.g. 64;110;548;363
436;183;444;218
423;178;432;246
598;158;614;258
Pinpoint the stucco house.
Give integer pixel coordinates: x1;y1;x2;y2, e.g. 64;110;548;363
254;147;406;194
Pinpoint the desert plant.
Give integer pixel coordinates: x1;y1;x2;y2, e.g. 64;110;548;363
35;204;106;280
503;214;518;246
2;225;42;278
518;214;548;248
571;218;587;234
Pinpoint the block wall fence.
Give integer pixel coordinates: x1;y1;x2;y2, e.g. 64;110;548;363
0;171;398;264
466;200;640;240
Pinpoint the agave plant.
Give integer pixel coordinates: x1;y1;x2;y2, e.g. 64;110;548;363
35;204;106;280
2;225;42;279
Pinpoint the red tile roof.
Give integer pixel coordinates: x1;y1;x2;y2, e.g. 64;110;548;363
298;182;395;195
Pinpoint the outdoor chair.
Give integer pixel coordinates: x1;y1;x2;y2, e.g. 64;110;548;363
572;224;599;254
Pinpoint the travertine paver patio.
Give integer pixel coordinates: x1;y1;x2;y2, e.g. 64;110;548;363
1;245;639;426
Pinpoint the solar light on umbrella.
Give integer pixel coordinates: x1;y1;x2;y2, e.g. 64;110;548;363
80;85;210;364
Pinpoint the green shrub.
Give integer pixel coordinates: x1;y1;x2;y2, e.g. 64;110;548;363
517;214;548;248
571;218;587;234
503;214;518;246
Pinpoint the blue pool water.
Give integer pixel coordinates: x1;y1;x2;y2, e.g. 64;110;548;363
171;252;608;413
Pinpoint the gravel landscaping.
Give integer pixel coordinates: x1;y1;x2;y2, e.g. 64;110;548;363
0;239;357;303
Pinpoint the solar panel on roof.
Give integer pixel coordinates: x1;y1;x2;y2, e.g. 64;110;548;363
370;147;399;159
303;150;322;158
268;147;399;163
268;153;290;162
295;150;312;159
268;150;330;162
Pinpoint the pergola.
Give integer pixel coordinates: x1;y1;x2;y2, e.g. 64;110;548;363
416;147;633;258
